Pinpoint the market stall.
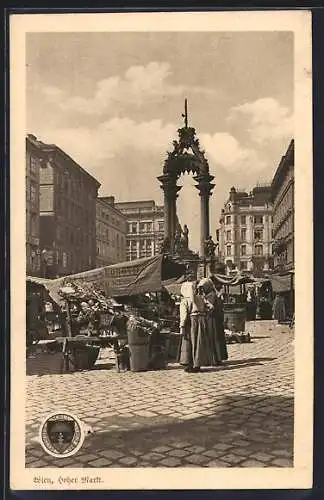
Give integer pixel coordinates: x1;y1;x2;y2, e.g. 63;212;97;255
26;255;185;374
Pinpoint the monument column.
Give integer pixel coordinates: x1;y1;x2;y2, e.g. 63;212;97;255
170;185;182;252
158;174;181;252
195;173;215;258
163;189;172;240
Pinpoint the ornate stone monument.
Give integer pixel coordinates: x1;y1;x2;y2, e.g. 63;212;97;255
158;99;215;275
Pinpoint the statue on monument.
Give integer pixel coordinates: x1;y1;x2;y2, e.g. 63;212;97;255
160;237;171;254
182;224;189;249
204;235;217;258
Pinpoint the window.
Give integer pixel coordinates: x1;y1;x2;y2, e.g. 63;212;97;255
30;214;37;236
62;252;67;268
240;261;248;270
241;229;246;241
139;222;145;233
158;221;164;232
241;215;246;225
130;223;137;234
255;244;263;256
146;222;152;233
226;230;231;242
254;215;263;224
226;245;231;256
30;182;37;205
271;229;274;239
30;156;38;174
226;216;231;225
241;245;246;256
254;230;263;241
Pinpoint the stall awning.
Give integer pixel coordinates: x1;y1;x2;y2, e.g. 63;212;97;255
61;255;164;297
26;276;64;304
162;276;187;296
27;255;186;301
270;273;294;293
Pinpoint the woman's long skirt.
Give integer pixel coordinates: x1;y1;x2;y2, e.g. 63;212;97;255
207;314;228;362
179;314;217;368
273;295;287;323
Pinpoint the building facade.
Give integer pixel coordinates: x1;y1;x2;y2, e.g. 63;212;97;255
271;140;294;273
26;135;44;276
96;197;127;267
114;200;165;261
26;135;100;278
217;185;274;276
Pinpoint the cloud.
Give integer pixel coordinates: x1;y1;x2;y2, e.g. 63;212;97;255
200;132;266;172
35;117;177;169
39;61;218;117
228;97;293;143
40;62;187;116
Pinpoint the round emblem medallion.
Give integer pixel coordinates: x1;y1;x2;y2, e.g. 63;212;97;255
39;411;85;458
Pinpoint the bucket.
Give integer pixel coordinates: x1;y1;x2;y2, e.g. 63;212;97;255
129;342;150;372
224;304;246;332
127;318;152;372
127;320;151;345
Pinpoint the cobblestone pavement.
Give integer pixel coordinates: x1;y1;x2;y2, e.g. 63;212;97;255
25;320;294;468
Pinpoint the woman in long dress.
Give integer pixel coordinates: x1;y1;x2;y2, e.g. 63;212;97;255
178;281;216;372
199;277;228;365
272;293;286;323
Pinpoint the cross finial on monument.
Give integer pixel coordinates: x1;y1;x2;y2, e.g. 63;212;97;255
181;98;188;128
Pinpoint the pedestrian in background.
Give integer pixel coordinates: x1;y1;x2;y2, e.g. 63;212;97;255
272;293;286;324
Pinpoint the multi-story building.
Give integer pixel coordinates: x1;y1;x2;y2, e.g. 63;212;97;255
217;185;273;276
26;135;44;276
26;135;100;278
114;200;165;261
96;196;127;267
271;140;294;273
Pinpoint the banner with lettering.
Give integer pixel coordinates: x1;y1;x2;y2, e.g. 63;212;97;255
103;255;163;296
60;255;164;297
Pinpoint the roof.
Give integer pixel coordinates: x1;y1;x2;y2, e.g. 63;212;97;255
96;197;128;220
26;134;101;188
115;200;164;210
271;139;294;199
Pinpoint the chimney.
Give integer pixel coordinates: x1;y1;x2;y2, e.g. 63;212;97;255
102;196;115;206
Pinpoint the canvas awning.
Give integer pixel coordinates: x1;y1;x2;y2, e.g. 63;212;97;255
27;255;186;302
60;255;165;297
26;276;64;304
270;273;294;293
162;276;187;296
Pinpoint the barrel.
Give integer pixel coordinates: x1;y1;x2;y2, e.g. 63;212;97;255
127;318;150;372
224;304;246;332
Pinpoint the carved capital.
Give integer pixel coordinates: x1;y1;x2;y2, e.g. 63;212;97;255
194;173;215;197
157;174;182;199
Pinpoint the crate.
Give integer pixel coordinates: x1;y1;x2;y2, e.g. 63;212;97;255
26;352;64;376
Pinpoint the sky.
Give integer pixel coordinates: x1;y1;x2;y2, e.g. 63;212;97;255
26;31;293;252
